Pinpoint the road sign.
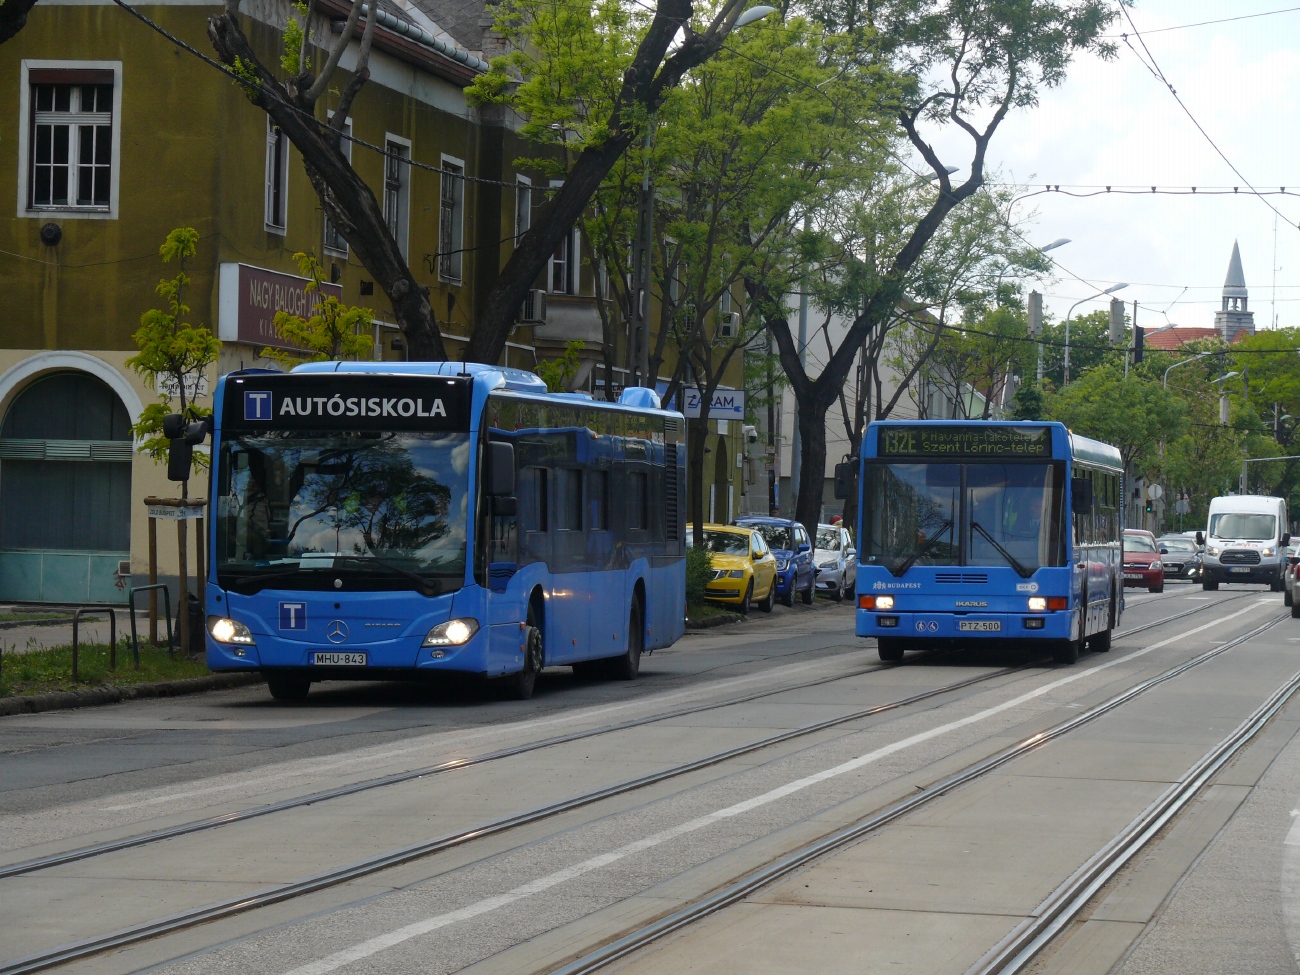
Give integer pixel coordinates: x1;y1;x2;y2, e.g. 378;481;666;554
1147;484;1163;500
682;388;745;420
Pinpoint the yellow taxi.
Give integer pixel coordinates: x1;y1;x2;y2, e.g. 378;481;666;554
692;523;778;614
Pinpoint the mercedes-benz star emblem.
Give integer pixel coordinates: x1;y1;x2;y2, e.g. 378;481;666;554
326;620;349;644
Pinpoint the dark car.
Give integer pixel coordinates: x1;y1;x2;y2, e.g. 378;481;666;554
1283;540;1300;609
1123;529;1165;593
1155;535;1201;580
734;517;815;606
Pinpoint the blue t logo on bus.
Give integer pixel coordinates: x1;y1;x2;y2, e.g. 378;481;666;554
279;601;307;630
244;390;273;420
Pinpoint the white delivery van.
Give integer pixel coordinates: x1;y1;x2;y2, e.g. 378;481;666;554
1197;495;1290;591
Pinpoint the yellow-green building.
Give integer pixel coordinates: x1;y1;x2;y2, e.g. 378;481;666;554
0;0;742;603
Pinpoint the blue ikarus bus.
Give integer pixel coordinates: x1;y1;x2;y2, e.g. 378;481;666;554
185;362;686;700
843;420;1124;665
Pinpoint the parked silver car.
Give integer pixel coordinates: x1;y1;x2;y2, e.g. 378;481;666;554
814;523;857;602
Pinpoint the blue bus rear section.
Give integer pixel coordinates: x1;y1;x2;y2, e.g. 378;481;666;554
204;362;686;688
853;420;1123;664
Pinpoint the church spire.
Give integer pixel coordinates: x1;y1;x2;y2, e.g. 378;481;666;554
1215;240;1254;339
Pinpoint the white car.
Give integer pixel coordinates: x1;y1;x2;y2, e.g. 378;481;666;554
814;523;857;602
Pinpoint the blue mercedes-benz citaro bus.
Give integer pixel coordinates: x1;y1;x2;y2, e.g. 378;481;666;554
201;362;686;700
847;420;1124;665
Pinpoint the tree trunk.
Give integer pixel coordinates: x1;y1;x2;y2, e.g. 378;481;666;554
688;413;709;545
794;406;826;543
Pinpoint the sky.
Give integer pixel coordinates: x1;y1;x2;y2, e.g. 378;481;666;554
923;1;1300;332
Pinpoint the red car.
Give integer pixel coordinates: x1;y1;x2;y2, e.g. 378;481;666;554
1123;529;1165;593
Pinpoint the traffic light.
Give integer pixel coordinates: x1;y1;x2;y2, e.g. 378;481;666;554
1144;500;1153;514
1133;325;1144;365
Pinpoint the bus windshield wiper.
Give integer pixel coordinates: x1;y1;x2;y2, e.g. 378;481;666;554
892;520;953;577
331;555;443;595
969;520;1033;578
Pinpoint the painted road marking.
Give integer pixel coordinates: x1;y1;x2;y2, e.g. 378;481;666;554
278;600;1273;975
99;654;861;812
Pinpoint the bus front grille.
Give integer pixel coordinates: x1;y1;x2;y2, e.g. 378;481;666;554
935;573;989;584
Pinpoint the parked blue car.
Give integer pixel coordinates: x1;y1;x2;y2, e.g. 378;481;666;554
733;517;815;607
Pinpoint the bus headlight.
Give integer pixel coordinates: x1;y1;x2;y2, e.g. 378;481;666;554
876;595;895;610
1027;597;1047;611
422;618;480;647
208;616;255;645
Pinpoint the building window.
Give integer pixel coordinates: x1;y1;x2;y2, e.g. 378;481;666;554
383;136;410;259
323;115;351;256
515;176;531;243
440;158;464;282
264;117;288;232
27;72;114;212
548;179;578;295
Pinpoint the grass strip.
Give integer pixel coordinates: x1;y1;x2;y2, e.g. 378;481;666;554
0;642;209;698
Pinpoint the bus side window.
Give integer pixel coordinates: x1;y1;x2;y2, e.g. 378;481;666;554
527;468;549;533
558;468;582;530
590;470;609;530
629;471;648;531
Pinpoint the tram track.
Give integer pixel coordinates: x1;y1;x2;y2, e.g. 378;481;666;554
0;591;1250;883
541;610;1288;975
0;594;1267;975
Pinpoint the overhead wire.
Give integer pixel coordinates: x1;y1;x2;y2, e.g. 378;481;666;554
1117;2;1300;231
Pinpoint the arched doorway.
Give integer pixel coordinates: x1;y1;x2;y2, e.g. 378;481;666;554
0;372;133;602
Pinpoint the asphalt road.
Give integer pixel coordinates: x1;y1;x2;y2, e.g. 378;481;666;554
3;582;1299;975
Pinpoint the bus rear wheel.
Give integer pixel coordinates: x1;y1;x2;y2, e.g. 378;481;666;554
1089;628;1112;653
606;602;644;681
266;675;311;701
877;637;904;663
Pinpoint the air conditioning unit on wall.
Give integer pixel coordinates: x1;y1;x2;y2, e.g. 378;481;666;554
519;289;547;323
718;312;741;339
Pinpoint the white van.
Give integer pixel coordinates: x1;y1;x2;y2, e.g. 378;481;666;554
1197;495;1290;591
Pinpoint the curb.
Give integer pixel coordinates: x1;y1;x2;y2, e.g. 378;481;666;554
685;594;852;631
0;672;263;717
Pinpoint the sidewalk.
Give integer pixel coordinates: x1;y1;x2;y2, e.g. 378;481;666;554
0;606;165;656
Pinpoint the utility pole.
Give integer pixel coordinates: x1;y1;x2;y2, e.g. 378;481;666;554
1029;291;1043;384
766;329;777;515
629;120;656;388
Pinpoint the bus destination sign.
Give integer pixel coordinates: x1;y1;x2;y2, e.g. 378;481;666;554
878;425;1052;458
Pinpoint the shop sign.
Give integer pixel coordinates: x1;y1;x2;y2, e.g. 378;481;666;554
217;263;342;351
681;387;745;420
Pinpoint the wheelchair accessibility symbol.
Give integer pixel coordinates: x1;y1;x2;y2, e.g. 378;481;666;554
915;620;939;633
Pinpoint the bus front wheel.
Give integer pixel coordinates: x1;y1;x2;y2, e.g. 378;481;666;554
266;675;310;701
1052;638;1080;665
878;637;904;663
500;625;543;700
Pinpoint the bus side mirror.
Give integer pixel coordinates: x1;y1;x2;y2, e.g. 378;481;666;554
1195;531;1205;546
1070;477;1093;515
833;461;855;500
167;438;193;482
486;441;515;497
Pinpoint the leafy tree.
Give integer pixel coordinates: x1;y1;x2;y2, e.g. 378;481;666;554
1038;308;1127;388
1009;381;1045;420
205;1;452;358
766;0;1117;542
261;252;373;367
463;0;775;366
535;341;586;392
1046;364;1185;488
0;0;37;43
127;228;221;490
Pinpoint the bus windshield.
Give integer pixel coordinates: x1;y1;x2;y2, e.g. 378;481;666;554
863;462;1065;577
215;430;471;594
1209;512;1276;540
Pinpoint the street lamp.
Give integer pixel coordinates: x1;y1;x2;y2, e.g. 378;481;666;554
925;165;959;182
1040;238;1071;253
1064;282;1128;384
734;5;777;27
1163;352;1212;389
1211;371;1240;384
